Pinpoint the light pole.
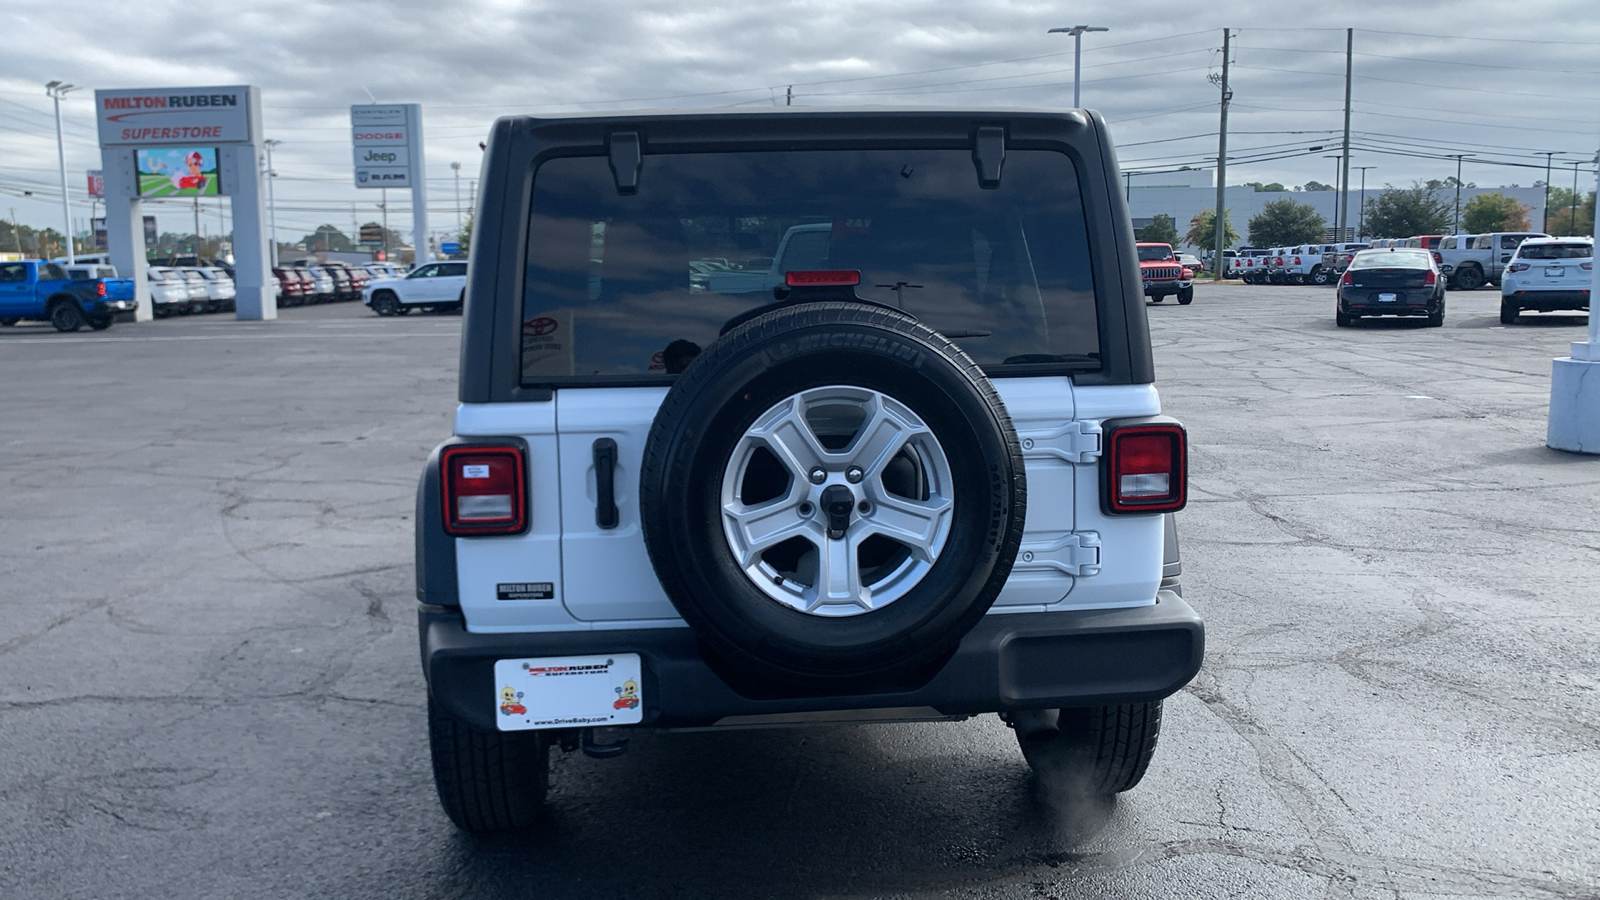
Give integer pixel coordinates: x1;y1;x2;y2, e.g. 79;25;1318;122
1047;25;1109;109
1536;151;1558;233
1323;154;1343;238
262;139;281;267
1353;166;1375;239
1570;160;1585;234
1449;154;1472;234
451;161;462;238
45;81;78;263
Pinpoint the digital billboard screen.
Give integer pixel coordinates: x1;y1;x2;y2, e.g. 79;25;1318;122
135;147;220;196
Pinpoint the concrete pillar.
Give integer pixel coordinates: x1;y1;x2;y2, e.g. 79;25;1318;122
219;142;274;320
1545;159;1600;454
100;147;150;322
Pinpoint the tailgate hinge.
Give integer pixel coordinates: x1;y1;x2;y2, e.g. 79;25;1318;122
1018;420;1102;464
1017;532;1101;577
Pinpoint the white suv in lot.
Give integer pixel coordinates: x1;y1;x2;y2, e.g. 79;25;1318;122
1500;237;1593;324
416;109;1201;833
364;261;468;315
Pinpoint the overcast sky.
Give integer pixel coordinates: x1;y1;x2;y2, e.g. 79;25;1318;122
2;0;1597;246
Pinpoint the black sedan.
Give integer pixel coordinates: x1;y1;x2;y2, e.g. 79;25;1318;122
1336;248;1446;327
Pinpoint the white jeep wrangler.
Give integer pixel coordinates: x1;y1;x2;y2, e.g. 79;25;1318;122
415;108;1203;832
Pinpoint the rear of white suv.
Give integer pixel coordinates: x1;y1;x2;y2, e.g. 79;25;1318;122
1501;237;1593;323
417;109;1203;833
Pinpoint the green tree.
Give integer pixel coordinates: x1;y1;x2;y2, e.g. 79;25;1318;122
298;225;353;253
457;215;473;257
1185;207;1239;251
1303;180;1336;192
1363;183;1451;239
1545;188;1596;236
1245;181;1286;193
1135;214;1179;246
1248;199;1328;246
1461;193;1530;233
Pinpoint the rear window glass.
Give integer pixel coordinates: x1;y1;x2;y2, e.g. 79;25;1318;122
1518;243;1592;260
520;148;1098;382
1352;250;1431;268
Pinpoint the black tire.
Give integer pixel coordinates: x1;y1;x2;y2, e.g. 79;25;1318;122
371;291;400;317
1336;309;1354;327
1177;286;1194;305
49;299;84;333
1017;702;1164;796
1310;266;1329;286
1150;295;1163;303
638;301;1026;688
87;314;113;331
1427;299;1445;327
1500;299;1519;324
0;317;18;326
1454;265;1485;292
428;695;550;833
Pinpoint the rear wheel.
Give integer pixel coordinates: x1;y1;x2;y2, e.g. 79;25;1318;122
1336;309;1354;327
428;696;550;833
87;314;113;331
49;300;84;333
1427;299;1445;327
1309;266;1329;286
1500;299;1519;324
1454;266;1485;291
1016;702;1164;796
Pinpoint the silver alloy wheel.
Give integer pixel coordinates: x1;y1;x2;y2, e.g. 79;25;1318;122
720;385;955;617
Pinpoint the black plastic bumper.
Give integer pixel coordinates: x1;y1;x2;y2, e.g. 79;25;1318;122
420;595;1204;732
1507;291;1590;311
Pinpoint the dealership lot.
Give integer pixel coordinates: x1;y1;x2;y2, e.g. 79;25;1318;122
1;286;1596;899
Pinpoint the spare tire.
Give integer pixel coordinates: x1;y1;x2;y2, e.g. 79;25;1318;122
639;301;1026;688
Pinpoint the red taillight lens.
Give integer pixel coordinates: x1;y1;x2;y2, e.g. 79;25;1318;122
441;445;527;536
1106;424;1186;514
1340;270;1353;286
1433;251;1443;264
1424;269;1437;286
786;269;861;287
97;282;107;296
1509;263;1530;273
1293;256;1302;265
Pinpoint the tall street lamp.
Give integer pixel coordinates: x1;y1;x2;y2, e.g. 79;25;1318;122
1047;25;1109;109
1535;151;1559;232
263;139;281;267
1353;166;1375;239
45;81;78;263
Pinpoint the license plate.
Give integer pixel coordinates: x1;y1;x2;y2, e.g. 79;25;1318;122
1545;267;1565;277
493;653;643;731
1379;293;1397;302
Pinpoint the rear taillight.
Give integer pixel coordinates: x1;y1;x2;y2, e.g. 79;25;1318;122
1340;270;1353;286
1509;263;1530;273
1582;262;1593;270
1433;251;1443;264
97;282;106;296
1104;422;1187;514
441;445;527;536
1424;269;1437;286
1293;256;1302;265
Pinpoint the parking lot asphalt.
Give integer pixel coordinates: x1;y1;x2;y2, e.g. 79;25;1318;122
1;286;1597;899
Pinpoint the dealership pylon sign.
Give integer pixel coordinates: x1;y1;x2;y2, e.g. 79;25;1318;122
351;104;428;263
94;85;274;322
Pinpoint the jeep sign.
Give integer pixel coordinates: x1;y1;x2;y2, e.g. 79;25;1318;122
350;103;430;262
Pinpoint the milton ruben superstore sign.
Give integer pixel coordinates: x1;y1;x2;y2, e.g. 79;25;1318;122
96;86;255;146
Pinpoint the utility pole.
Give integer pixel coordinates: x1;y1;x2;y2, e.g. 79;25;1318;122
1451;154;1471;233
380;188;389;259
46;81;78;263
451;161;463;236
1572;160;1584;232
1338;29;1353;240
193;193;202;257
1354;166;1375;239
1211;28;1233;278
786;85;792;106
1537;151;1557;232
9;207;23;255
262;139;281;268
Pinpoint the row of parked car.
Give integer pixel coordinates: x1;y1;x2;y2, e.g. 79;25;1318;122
272;261;405;308
1224;231;1567;293
144;265;237;317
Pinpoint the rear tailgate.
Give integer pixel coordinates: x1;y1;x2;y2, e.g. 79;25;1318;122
102;278;136;302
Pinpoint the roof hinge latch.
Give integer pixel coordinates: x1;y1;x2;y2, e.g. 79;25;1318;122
972;126;1006;190
609;131;642;195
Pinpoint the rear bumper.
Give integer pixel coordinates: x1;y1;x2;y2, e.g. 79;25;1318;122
1341;288;1441;316
1504;290;1590;311
420;594;1205;732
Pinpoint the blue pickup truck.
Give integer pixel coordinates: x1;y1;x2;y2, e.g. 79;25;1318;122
0;260;137;332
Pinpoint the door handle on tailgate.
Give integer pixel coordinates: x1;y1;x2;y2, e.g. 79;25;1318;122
593;438;619;529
